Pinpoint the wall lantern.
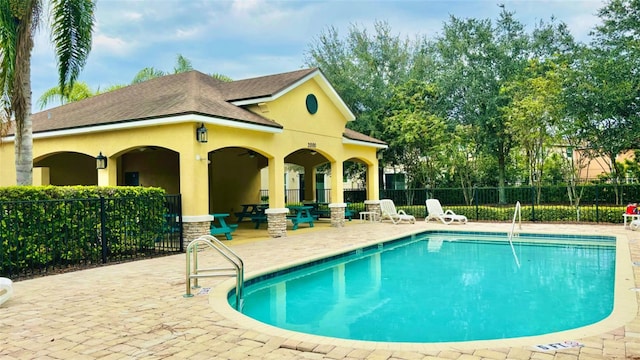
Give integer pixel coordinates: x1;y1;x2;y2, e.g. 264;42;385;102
96;152;108;169
196;123;208;143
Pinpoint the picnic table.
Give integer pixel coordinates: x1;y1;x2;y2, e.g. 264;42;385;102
287;205;315;230
235;204;267;222
305;202;354;221
210;213;238;240
234;203;269;229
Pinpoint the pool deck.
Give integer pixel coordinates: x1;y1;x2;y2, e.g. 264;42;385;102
2;220;640;359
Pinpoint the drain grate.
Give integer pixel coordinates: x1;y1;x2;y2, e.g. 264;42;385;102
197;287;211;295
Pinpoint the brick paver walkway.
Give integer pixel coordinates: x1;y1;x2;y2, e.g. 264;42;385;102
1;221;639;359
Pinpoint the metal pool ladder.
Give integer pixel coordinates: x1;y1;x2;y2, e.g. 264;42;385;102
184;235;244;310
508;201;522;268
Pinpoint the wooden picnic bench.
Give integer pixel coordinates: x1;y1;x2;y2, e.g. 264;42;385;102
210;213;238;240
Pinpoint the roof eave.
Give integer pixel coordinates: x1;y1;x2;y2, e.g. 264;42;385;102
2;113;283;142
342;136;388;149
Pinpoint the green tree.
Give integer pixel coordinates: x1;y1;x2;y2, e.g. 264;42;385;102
132;54;194;84
501;60;564;203
383;79;446;191
304;21;414;146
448;124;481;204
430;9;530;202
563;0;640;203
0;0;96;185
209;73;233;82
36;81;95;109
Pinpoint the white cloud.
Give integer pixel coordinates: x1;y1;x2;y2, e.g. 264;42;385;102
230;0;265;14
123;11;143;22
28;0;610;113
92;34;134;57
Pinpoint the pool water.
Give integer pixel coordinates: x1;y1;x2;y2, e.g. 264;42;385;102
233;231;616;343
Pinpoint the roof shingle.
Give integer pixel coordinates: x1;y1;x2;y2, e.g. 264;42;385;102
24;68;385;147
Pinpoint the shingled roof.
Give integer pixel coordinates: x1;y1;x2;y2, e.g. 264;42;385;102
26;68;385;146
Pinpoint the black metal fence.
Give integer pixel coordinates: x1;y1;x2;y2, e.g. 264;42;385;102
0;194;182;280
265;184;638;223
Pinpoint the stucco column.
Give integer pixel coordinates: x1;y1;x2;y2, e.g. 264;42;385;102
33;167;50;186
330;160;344;203
367;162;380;200
180;150;211;241
268;157;286;208
97;158;116;186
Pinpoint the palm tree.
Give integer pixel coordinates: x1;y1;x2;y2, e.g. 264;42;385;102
37;81;95;109
0;0;96;185
131;54;194;84
38;54;233;111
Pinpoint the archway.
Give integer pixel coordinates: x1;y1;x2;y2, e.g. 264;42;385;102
34;152;97;185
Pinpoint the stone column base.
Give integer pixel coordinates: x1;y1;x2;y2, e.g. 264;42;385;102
364;200;381;221
265;208;289;238
329;203;346;227
182;215;214;249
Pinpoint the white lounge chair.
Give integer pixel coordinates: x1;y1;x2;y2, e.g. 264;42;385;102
0;277;13;306
425;199;467;224
379;199;415;224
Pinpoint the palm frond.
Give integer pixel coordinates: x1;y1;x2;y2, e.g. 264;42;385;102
0;0;19;124
49;0;96;94
132;67;166;84
174;54;193;73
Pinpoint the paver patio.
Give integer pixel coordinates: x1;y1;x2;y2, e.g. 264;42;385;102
1;220;639;359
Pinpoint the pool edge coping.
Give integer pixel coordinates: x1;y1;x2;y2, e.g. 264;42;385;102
208;227;637;352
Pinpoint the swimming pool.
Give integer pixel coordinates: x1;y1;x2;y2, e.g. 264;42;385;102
229;231;617;343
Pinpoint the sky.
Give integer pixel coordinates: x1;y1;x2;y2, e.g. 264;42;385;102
30;0;607;112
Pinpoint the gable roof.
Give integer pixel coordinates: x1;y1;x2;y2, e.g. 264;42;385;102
31;71;282;133
18;68;384;147
219;68;318;102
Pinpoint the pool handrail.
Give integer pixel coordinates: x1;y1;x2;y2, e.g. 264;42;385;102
508;201;522;268
184;235;244;310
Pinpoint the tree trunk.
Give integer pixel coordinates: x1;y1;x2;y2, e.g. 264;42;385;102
498;153;506;204
13;11;34;186
14;110;32;185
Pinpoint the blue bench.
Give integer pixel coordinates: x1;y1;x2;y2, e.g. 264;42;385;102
345;207;354;221
235;203;267;222
250;214;268;229
287;206;315;230
210;213;238;240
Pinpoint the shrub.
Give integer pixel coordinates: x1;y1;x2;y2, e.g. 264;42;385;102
0;186;167;277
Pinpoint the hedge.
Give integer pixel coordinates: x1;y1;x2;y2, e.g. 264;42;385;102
0;186;167;277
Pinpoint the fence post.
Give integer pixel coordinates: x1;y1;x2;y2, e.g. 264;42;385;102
100;196;108;264
595;184;600;223
531;186;536;222
474;186;479;221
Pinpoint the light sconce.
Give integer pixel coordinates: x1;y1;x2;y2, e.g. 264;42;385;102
196;123;208;143
310;150;317;156
96;152;108;169
377;151;384;160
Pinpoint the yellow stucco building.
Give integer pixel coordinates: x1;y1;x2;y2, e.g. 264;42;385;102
0;68;386;238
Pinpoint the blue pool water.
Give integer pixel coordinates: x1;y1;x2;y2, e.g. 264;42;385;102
231;231;616;343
